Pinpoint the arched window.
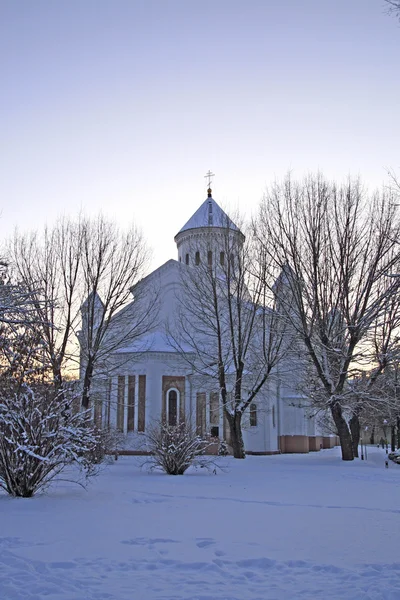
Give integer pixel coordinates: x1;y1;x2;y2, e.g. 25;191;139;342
167;389;179;426
185;253;189;265
195;251;200;265
208;250;213;266
220;251;225;266
250;403;257;427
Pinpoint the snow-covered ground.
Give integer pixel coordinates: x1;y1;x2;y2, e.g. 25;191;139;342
1;446;399;600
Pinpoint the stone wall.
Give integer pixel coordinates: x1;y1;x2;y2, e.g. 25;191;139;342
279;435;310;453
308;436;324;451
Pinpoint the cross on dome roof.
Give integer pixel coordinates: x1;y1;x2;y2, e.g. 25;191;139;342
204;170;215;198
204;170;215;188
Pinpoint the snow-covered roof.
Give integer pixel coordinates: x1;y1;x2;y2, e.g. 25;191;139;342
176;196;240;236
115;331;194;355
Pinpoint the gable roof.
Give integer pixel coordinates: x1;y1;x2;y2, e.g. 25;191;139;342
176;197;240;236
130;258;181;294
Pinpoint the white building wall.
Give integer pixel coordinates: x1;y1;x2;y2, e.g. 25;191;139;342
242;383;279;453
280;397;307;436
106;351;194;450
102;347;319;454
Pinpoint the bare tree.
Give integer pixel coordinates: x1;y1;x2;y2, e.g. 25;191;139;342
171;216;291;459
0;262;47;389
359;360;400;451
11;219;83;395
9;215;156;410
387;169;400;198
384;0;400;20
78;216;157;409
256;173;400;460
337;263;400;457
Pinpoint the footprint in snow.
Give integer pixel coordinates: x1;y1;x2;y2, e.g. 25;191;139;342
121;538;179;546
49;561;77;570
196;538;215;549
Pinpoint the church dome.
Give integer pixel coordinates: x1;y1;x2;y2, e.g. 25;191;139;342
175;195;240;237
174;188;244;266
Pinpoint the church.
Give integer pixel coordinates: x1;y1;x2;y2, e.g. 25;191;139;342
81;182;337;455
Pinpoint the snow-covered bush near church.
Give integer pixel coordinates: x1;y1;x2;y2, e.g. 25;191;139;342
218;439;229;456
87;426;126;464
0;385;100;497
144;420;213;475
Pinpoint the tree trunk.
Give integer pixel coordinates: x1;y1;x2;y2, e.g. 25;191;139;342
228;412;246;459
81;362;94;409
53;364;64;396
349;412;360;458
53;364;69;422
397;416;400;449
369;425;375;446
391;425;396;452
331;402;354;461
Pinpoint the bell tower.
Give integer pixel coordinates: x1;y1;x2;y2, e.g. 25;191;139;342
174;174;244;267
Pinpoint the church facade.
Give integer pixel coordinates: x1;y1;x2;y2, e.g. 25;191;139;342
81;189;337;455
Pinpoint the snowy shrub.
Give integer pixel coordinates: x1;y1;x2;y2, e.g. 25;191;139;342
144;420;213;475
218;440;229;456
0;385;100;497
87;426;126;464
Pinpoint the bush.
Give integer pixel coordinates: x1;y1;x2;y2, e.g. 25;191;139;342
0;385;100;497
218;440;229;456
87;426;126;464
144;419;212;475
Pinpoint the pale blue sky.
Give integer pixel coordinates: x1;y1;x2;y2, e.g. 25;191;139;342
1;0;399;269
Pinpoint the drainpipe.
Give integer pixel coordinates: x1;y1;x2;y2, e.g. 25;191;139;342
263;387;268;452
187;373;193;425
277;378;281;452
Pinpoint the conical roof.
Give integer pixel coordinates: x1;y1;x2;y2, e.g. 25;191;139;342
80;290;104;312
176;196;240;237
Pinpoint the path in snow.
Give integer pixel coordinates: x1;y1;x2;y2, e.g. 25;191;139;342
0;446;399;600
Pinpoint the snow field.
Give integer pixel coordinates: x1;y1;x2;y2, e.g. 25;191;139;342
0;446;399;600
